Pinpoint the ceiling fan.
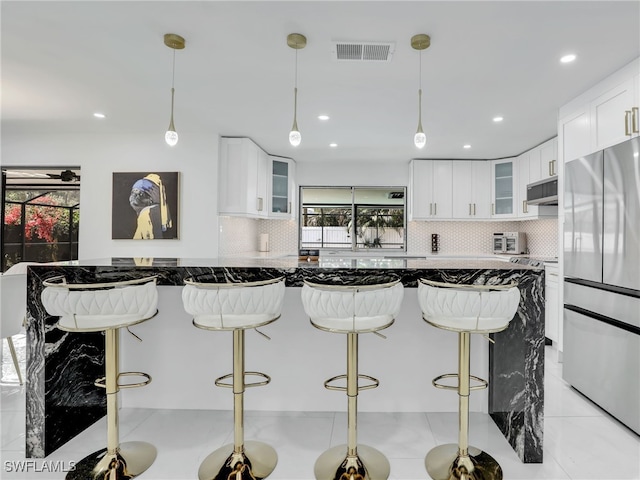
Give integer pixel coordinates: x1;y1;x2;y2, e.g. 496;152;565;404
46;170;80;182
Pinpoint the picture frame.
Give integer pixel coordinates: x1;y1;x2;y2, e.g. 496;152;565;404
112;171;179;240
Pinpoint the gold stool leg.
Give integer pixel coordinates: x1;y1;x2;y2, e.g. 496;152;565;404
66;329;157;480
314;333;390;480
198;329;278;480
425;332;503;480
6;337;23;385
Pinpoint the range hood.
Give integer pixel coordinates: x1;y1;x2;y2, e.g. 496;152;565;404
527;176;558;205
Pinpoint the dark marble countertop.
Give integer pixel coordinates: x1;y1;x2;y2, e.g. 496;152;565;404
41;256;541;270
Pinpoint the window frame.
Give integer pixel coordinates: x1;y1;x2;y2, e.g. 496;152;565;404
299;186;406;252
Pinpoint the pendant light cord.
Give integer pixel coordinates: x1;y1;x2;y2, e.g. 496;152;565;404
171;48;176;89
417;50;423;129
169;49;176;127
293;46;298;123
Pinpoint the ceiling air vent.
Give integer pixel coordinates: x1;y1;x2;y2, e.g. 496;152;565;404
332;41;395;62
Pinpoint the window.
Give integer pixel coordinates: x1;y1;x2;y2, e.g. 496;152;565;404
2;168;80;272
300;186;406;250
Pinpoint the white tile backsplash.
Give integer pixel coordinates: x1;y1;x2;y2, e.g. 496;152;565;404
219;217;558;258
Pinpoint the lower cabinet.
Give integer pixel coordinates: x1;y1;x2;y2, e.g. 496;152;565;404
544;263;559;343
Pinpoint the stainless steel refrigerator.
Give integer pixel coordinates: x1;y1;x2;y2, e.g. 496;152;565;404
563;136;640;435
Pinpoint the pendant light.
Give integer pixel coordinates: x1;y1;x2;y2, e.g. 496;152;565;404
287;33;306;147
164;33;185;147
411;34;430;149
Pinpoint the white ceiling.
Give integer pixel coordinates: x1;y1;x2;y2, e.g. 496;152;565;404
2;1;639;164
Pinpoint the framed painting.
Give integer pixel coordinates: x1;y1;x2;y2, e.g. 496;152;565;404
112;172;179;240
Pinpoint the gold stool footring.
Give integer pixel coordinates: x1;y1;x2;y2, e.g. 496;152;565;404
425;443;503;480
198;440;278;480
314;444;390;480
65;441;157;480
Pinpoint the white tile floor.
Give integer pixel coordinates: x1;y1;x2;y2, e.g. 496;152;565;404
1;334;639;479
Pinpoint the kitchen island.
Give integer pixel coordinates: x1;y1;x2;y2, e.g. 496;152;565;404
25;257;544;463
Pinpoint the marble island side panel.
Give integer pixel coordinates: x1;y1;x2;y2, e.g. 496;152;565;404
25;258;544;463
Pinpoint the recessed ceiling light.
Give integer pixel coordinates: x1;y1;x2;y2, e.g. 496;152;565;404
463;144;471;149
93;112;106;118
318;115;330;121
329;143;338;147
493;116;503;122
560;54;576;63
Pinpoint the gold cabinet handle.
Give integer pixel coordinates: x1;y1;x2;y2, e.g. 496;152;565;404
469;203;472;216
633;107;639;134
434;203;437;216
429;203;433;215
473;203;476;215
523;200;528;214
625;110;632;136
257;197;263;211
288;201;292;214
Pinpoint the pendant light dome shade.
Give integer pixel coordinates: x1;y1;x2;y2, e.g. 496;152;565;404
411;34;430;149
164;33;185;147
287;33;306;146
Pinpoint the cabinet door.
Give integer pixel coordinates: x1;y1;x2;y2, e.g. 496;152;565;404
410;160;452;219
431;160;453;218
268;156;295;218
545;265;559;343
491;158;516;217
410;160;433;219
452;161;473;218
452;161;490;219
255;148;268;217
561;107;591;163
218;137;269;218
590;78;636;150
471;161;491;219
539;137;558;178
528;146;543;184
517;152;537;218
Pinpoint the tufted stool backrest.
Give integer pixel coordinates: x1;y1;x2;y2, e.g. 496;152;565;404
182;277;285;330
41;276;158;332
417;279;520;333
301;278;404;333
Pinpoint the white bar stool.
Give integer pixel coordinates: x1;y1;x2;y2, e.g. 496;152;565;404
182;276;286;480
41;275;159;480
301;277;404;480
417;279;520;480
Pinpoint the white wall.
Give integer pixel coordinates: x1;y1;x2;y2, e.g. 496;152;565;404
297;159;410;187
2;132;220;259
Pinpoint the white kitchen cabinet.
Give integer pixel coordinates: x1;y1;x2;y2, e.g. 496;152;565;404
529;137;558;182
590;77;639;151
410;160;453;219
560;62;640;166
490;158;516;218
517;152;538;219
545;263;560;343
268;156;296;218
218;137;268;218
452;161;491;219
560;106;591;163
539;137;558;178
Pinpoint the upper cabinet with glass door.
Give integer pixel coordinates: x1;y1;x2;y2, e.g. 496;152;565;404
268;156;296;219
491;158;517;218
